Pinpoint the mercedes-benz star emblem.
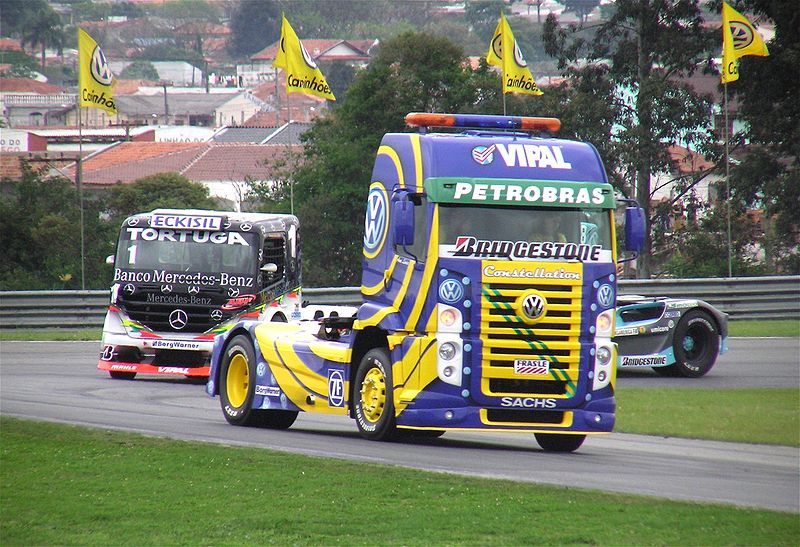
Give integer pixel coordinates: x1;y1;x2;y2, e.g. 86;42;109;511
210;310;223;321
169;309;188;330
188;286;200;294
228;288;240;297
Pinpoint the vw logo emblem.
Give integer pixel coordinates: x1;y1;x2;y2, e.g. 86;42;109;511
597;284;614;308
519;293;546;321
188;286;199;295
90;45;113;86
363;186;387;256
169;309;188;330
228;287;240;297
438;279;464;304
210;310;223;321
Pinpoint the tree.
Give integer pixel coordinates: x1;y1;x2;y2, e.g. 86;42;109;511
103;173;219;221
724;0;799;274
284;32;486;286
19;3;65;69
556;0;602;23
543;0;718;277
0;164;115;290
119;60;159;81
0;0;48;37
227;0;281;58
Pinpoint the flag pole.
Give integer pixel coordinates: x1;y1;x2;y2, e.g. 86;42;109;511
724;83;732;278
77;104;86;290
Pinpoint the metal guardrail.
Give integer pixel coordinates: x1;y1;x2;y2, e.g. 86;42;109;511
0;276;797;329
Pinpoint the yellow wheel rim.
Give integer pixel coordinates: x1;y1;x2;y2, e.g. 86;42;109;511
360;366;386;423
226;353;249;408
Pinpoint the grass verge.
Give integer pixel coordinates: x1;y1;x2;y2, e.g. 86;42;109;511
1;417;797;546
617;388;800;446
727;319;799;337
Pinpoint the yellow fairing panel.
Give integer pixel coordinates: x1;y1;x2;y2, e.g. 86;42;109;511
253;323;349;414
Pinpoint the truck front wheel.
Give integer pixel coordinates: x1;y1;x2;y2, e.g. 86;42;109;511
219;334;298;429
353;348;397;441
535;433;586;453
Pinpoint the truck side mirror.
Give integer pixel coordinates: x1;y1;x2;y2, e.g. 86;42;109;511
624;206;646;253
393;197;414;246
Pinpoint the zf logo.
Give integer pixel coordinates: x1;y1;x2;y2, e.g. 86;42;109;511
439;279;464;304
328;369;345;407
363;186;387;256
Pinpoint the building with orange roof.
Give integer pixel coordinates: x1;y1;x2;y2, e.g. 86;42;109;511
66;141;303;211
237;38;377;88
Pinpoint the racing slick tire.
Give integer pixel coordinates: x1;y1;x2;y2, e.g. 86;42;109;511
109;371;136;380
353;348;397;441
668;310;720;378
535;433;586;453
219;334;298;429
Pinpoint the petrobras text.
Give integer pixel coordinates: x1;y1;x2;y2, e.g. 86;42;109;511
452;181;605;205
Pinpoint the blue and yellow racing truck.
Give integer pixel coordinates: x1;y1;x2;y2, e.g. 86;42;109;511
207;113;645;452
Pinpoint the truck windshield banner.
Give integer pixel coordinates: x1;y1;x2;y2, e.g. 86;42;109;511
149;213;223;231
440;237;611;263
425;177;615;209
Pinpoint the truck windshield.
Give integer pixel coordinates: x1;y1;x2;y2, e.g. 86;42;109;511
115;229;259;275
439;204;613;262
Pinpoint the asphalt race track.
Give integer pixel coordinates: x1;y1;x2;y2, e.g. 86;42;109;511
1;337;798;513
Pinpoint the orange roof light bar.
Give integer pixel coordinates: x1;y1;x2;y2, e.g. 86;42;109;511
405;112;560;133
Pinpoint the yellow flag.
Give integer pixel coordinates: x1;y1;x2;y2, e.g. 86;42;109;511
486;13;542;96
273;15;335;100
78;28;116;115
721;2;769;84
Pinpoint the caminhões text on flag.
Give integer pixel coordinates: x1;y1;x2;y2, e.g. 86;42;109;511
78;28;116;115
486;13;542;96
273;15;336;101
721;1;769;84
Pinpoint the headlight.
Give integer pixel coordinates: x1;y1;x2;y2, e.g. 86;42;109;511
437;333;462;386
596;345;612;366
595;309;614;338
438;342;457;361
438;304;462;333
